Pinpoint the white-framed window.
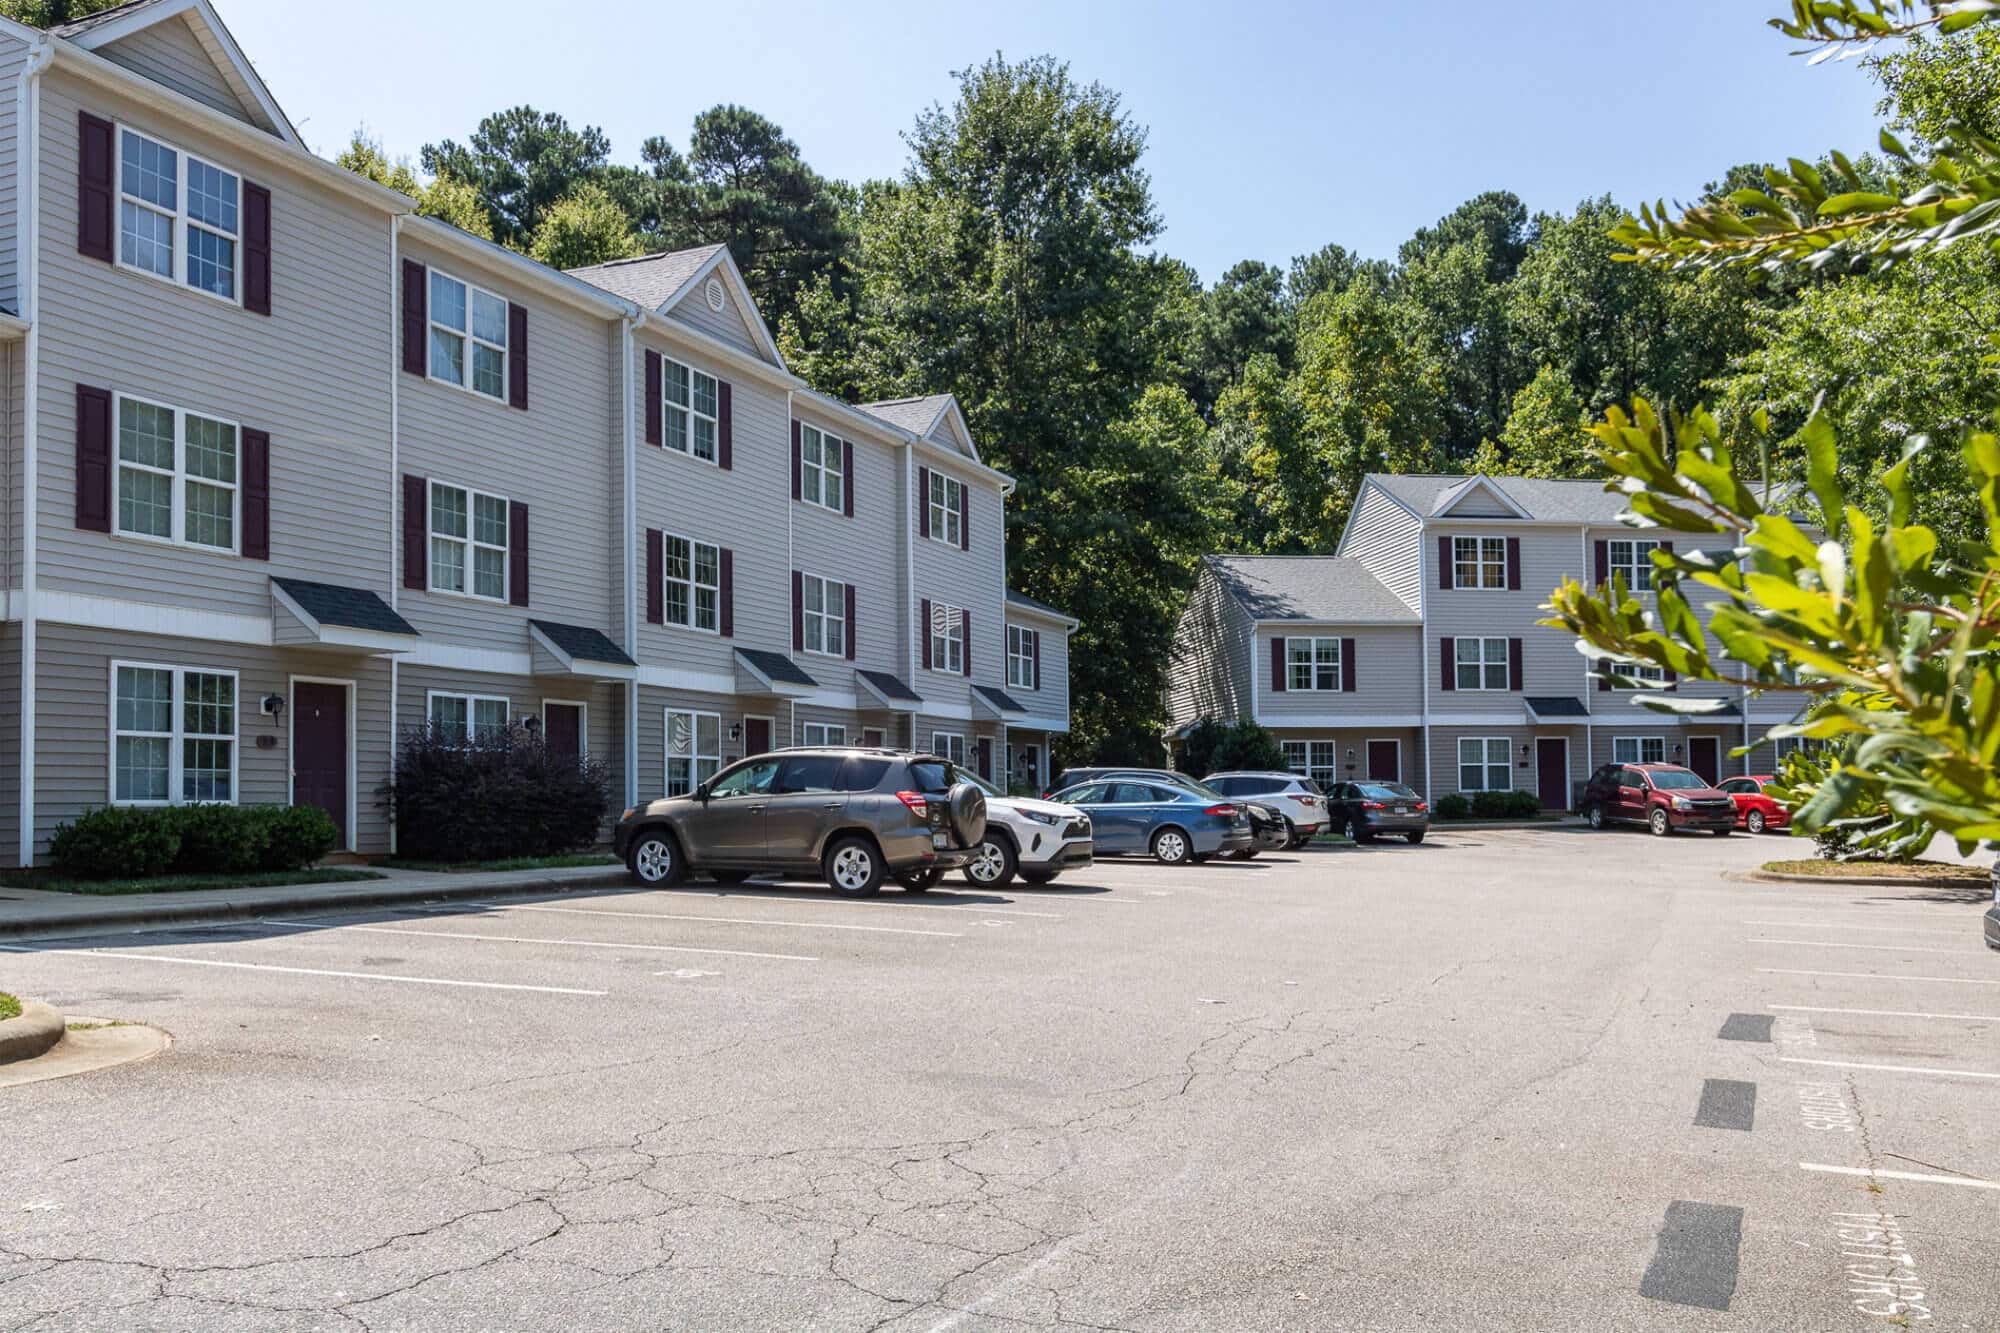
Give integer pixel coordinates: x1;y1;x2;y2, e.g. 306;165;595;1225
428;268;510;401
799;424;845;512
661;533;721;632
1452;535;1507;590
662;357;719;462
666;709;721;795
429;691;510;743
429;481;509;602
1613;736;1666;765
1454;637;1510;691
932;732;966;765
803;722;846;747
1458;737;1513;793
929;602;964;674
111;662;237;805
1771;737;1828;763
1286;637;1343;691
1007;625;1038;690
113;393;238;554
1279;740;1337;787
117;126;241;302
1607;539;1663;593
801;573;847;657
929;471;964;547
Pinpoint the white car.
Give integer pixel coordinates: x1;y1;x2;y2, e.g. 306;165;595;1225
957;773;1093;887
1203;771;1330;848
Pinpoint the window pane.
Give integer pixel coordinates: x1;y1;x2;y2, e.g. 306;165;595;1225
664;362;689;407
430;273;467;332
117;667;174;733
186;159;237;233
431;487;467;539
694;586;717;630
182;739;232;802
471;290;508;346
694;544;719;588
187;227;235;299
119;466;172;538
119;201;174;277
183;672;234;736
665;405;689;451
1460;764;1482;792
666;582;689;625
184;480;233;550
473;545;505;600
118;399;176;468
183;416;236;484
693;416;716;461
123;133;178;208
430;329;465;385
431;696;468;739
472;344;505;399
473;699;508;738
804;577;824;614
1487;739;1511;766
472;494;509;548
696;713;720;755
692;371;718;418
431;538;464;591
116;736;170;802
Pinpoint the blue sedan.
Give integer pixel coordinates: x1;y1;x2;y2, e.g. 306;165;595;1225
1049;780;1252;865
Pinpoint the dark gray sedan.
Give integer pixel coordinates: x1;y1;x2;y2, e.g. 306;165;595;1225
1325;781;1431;843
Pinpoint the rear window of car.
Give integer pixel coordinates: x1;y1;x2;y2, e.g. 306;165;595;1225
1356;783;1417;800
1298;778;1325;796
838;757;892;792
908;760;957;794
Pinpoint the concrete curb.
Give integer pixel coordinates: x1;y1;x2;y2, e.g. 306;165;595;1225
0;869;631;942
1744;868;1990;890
0;1000;66;1064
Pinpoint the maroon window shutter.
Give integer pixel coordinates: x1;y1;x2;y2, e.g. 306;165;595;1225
792;571;804;651
717;381;733;469
77;111;115;263
74;384;113;532
1440;637;1456;692
1437;535;1454;590
1594;540;1609;586
645;530;664;624
1508;637;1524;691
791;421;802;500
402;474;427;589
1032;631;1042;691
844;584;857;661
508;502;530;606
842;439;855;517
1506;537;1522;591
921;598;933;670
241;428;271;560
1597;659;1612;693
1270;637;1286;693
1658;540;1673;554
1664;666;1678;690
962;610;972;676
507;304;529;410
719;548;735;637
1342;637;1357;693
644;351;662;445
918;467;931;538
958;485;970;552
243;184;272;316
401;260;427;376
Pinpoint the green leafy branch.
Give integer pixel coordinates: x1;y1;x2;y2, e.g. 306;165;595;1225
1772;1;2000;57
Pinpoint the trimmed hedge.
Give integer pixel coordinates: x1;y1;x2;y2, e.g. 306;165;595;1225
50;804;338;879
1434;790;1542;821
380;722;610;864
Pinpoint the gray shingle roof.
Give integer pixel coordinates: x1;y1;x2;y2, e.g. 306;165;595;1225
1526;696;1589;718
1006;589;1075;623
974;685;1027;715
1368;473;1632;523
567;244;726;310
856;670;923;705
1204;556;1419;624
735;648;817;688
530;620;636;667
859;395;953;436
51;0;164;36
273;579;417;637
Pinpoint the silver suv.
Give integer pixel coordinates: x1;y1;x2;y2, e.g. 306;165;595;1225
614;749;988;896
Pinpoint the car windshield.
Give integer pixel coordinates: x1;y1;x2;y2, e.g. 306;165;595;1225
1649;769;1710;790
1355;783;1418;800
908;760;959;794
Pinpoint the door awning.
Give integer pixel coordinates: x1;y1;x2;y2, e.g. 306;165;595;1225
855;670;923;709
971;684;1028;721
734;648;818;697
529;620;637;680
271;578;418;655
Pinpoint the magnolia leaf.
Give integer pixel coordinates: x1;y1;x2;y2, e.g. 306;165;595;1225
1799;408;1844;538
1631;693;1733;715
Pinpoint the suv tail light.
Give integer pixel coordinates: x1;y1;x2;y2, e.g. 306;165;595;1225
1203;804;1238;817
896;791;930;819
1296;795;1320;807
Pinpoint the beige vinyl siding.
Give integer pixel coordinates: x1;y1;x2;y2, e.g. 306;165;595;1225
1257;625;1423;721
1340;483;1423;612
30;622;395;856
912;455;1006;718
397;234;619;653
37;70;396;618
667;280;761;357
1423;525;1585;709
94;16;259;128
0;623;17;855
1581;525;1742;707
1584;725;1746;784
913;713;997;764
1005;610;1070;731
0;31;27;311
1166;564;1252;729
1427;724;1535;802
632;328;789;679
791;405;902;681
792;701;862;747
1440;483;1517;518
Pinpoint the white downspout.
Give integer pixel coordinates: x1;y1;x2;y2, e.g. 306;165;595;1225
386;213;404;855
904;444;917;751
17;38;52;867
785;390;795;747
620;314;638;805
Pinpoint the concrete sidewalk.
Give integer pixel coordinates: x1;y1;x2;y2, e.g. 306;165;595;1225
0;864;629;941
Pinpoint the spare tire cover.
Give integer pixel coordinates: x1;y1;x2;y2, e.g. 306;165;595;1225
947;783;988;846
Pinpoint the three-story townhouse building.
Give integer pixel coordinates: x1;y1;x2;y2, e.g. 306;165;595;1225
1169;472;1798;808
0;0;1075;865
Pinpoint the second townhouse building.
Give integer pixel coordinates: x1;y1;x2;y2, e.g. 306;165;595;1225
0;0;1075;866
1168;472;1801;808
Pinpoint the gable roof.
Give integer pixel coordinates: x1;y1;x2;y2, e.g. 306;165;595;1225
1204;556;1421;625
1006;590;1078;626
861;394;982;464
1366;473;1632;525
56;0;301;147
568;243;786;369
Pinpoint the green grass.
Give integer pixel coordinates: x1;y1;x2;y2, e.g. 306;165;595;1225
1763;858;1990;886
0;992;20;1023
378;852;618;874
0;868;384;897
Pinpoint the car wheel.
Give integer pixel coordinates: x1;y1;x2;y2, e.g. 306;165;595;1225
1151;827;1192;865
1406;830;1426;844
1649;808;1671;837
895;867;944;892
1746;809;1766;835
626;829;684;886
1338;815;1357;841
708;870;750;886
1280;818;1300;849
824;836;885;897
963;835;1018;888
1586;803;1606;831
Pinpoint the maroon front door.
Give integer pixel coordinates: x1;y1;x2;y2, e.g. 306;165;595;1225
1688;736;1720;786
544;703;583;765
1365;741;1399;782
743;717;773;757
976;737;993;781
1535;738;1569;810
292;682;348;846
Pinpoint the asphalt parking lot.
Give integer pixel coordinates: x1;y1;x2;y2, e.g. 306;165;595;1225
3;826;1995;1331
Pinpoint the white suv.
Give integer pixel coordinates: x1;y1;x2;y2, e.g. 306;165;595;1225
957;773;1093;888
1204;771;1329;848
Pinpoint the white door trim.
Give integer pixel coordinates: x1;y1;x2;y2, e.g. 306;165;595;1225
742;712;776;758
288;674;358;853
539;697;589;757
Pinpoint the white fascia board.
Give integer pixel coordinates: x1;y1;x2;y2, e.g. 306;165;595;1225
68;0;302;147
403;216;637;323
1005;602;1080;630
652;245;788;371
634;665;738;696
0;313;27;339
635;309;803;392
912;433;1014;493
1250;618;1423;629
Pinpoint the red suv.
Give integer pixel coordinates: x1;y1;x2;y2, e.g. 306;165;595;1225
1581;763;1737;837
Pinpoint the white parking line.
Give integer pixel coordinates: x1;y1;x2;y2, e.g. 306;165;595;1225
1782;1056;2000;1081
475;901;964;938
1759;968;2000;987
661;888;1063;919
0;944;605;996
1771;1004;2000;1022
1743;920;1972;936
1801;1163;2000;1191
262;918;819;963
1748;937;1988;955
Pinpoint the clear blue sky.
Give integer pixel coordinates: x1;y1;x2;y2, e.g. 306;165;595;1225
218;0;1885;283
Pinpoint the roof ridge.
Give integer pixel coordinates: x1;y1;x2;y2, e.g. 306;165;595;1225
566;242;725;276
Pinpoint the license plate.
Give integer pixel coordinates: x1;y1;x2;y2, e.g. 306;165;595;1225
932;832;949;849
1392;806;1408;815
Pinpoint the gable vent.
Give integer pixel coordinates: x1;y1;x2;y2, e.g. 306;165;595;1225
705;276;726;311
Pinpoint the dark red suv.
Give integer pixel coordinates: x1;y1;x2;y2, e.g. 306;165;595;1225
1581;763;1737;837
